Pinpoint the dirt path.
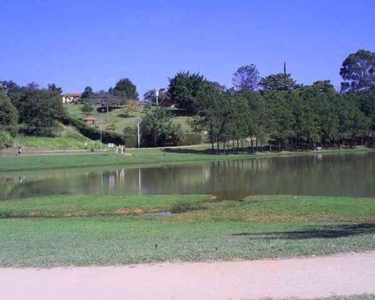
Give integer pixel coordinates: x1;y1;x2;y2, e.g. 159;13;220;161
1;251;375;300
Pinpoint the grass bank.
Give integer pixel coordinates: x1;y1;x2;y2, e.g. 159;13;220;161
1;194;375;267
0;147;373;172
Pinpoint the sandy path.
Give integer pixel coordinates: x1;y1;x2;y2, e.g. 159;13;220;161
1;252;375;300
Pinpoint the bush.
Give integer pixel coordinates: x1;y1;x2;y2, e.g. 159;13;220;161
123;126;137;148
124;134;137;148
0;89;18;137
65;116;126;145
180;133;202;146
0;131;14;149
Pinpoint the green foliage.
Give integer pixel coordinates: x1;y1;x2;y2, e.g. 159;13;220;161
0;131;14;149
123;126;138;148
17;87;66;137
168;72;207;113
140;107;183;147
112;78;139;100
180;133;202;146
259;73;298;91
340;49;375;93
232;64;260;91
261;91;295;148
81;86;93;100
67;117;126;145
80;102;94;117
0;88;18;137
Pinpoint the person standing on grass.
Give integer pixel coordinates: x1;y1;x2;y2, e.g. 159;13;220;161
17;146;22;156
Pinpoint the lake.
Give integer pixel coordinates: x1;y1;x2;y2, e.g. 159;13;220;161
1;152;375;201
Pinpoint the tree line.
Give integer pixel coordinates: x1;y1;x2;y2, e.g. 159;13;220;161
160;49;375;151
1;49;375;150
0;78;140;148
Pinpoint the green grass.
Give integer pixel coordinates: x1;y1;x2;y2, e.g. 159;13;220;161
15;125;101;150
1;194;375;267
66;104;193;134
0;194;211;218
1;147;373;172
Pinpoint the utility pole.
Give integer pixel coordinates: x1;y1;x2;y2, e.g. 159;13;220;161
137;117;140;149
155;89;159;106
100;110;103;153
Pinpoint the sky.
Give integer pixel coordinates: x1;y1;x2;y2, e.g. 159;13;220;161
1;0;375;96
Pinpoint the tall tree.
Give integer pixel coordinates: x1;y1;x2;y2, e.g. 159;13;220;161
81;86;94;100
232;64;260;91
112;78;139;101
168;72;206;113
140;107;182;147
190;84;228;151
143;89;156;103
261;91;295;150
340;49;375;93
20;88;66;136
259;73;297;91
0;86;18;137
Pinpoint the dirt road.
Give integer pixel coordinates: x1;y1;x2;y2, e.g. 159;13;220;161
1;251;375;300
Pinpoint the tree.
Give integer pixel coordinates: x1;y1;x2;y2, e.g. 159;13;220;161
340;49;375;93
207;81;227;93
143;89;156;103
81;86;94;100
112;78;139;101
20;88;66;136
80;102;94;117
261;91;295;150
140;107;182;147
47;83;63;94
0;87;18;137
190;84;225;151
232;64;260;91
168;72;207;113
1;80;24;109
259;73;297;91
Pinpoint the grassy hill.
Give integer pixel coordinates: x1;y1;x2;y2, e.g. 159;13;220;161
66;104;193;135
15;124;101;150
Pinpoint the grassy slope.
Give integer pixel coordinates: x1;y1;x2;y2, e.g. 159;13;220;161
67;104;193;134
1;195;375;267
15;125;101;150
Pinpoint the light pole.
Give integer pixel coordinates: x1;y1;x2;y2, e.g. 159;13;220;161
137;117;140;149
100;110;103;153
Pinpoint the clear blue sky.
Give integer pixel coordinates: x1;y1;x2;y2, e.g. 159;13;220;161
1;0;374;96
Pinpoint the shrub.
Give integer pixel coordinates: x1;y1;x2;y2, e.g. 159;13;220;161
180;133;202;146
65;116;126;145
0;131;14;149
0;89;18;137
123;126;138;148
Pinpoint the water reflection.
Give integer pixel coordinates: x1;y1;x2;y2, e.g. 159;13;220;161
1;152;375;200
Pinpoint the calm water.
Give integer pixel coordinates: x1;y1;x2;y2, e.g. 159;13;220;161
1;152;375;201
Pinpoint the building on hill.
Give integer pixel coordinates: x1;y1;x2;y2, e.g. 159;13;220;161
62;93;82;104
83;116;98;126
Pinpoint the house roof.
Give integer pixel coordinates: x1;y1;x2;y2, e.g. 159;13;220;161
67;93;82;97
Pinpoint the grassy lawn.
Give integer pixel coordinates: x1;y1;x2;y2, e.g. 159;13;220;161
1;147;373;172
66;104;193;134
1;194;375;267
14;125;101;150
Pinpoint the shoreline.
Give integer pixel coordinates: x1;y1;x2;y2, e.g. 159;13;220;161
0;147;373;173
